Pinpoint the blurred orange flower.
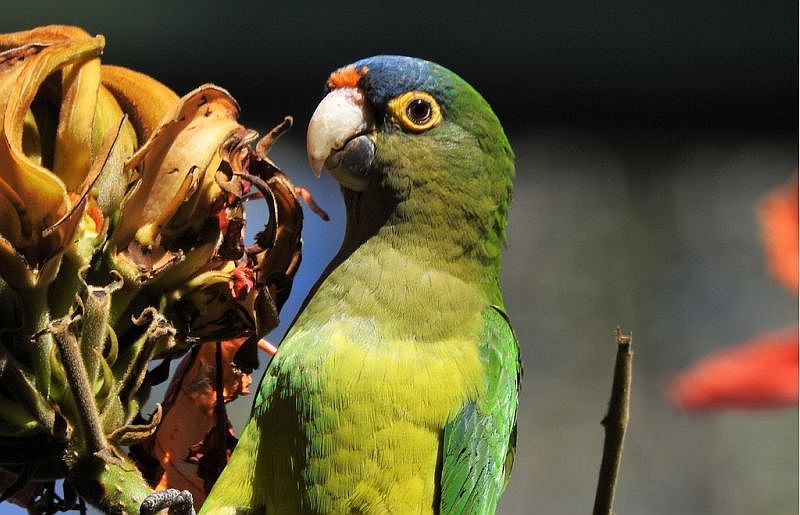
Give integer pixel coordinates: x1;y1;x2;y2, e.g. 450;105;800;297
668;177;798;411
759;177;798;291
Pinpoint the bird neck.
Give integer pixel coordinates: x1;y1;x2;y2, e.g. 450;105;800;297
334;177;506;306
289;173;509;343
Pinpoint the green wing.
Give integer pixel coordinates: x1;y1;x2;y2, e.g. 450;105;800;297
439;305;521;515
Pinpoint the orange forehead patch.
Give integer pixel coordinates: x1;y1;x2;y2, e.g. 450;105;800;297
327;65;368;89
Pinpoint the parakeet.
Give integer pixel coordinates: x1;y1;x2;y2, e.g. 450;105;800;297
200;55;520;514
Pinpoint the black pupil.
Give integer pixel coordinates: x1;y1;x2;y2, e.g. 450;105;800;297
407;98;432;124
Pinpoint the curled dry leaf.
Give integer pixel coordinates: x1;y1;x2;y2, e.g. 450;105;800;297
131;338;252;507
0;25;137;289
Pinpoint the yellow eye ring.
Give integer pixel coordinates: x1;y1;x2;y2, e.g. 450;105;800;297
388;91;442;133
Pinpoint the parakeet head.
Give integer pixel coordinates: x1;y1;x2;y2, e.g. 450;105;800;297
307;56;514;271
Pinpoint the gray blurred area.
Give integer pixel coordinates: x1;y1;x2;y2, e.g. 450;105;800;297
498;133;797;514
2;2;798;514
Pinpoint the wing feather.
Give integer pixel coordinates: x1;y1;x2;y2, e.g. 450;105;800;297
439;305;521;514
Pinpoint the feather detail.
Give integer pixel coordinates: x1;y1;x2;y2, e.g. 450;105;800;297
440;306;520;514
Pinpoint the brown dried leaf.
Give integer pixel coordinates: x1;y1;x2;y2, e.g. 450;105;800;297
113;85;241;252
131;338;252;507
101;64;180;143
241;151;304;313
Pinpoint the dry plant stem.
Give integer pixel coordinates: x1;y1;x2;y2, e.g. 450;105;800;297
592;327;633;515
295;186;330;221
255;116;293;158
50;317;108;454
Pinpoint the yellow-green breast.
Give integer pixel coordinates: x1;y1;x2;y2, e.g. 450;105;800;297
253;243;489;513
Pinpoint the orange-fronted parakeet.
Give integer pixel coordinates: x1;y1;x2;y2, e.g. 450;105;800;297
201;55;520;514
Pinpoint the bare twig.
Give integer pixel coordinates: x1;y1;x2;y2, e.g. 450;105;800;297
593;326;633;515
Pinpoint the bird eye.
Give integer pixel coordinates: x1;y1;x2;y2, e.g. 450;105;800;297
388;91;442;133
406;99;432;125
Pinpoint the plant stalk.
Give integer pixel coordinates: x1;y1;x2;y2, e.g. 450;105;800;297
50;318;107;454
593;326;633;515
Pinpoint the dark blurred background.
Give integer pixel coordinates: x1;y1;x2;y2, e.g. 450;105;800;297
4;0;796;133
2;2;797;514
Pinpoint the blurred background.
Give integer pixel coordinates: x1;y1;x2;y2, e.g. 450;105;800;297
2;1;797;514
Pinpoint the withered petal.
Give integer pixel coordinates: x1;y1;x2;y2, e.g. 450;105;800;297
112;85;241;251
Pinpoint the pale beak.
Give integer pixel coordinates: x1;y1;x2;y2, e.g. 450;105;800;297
306;87;375;191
